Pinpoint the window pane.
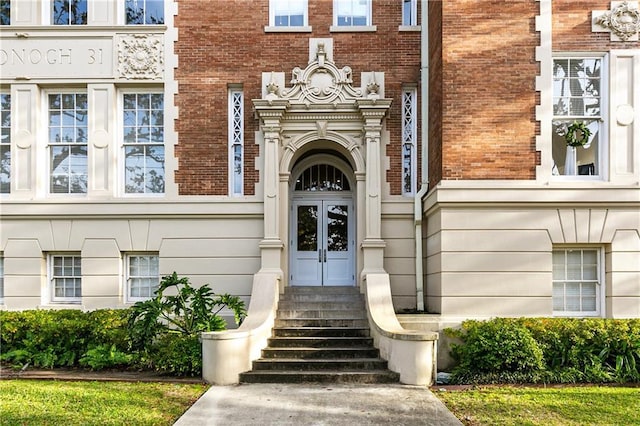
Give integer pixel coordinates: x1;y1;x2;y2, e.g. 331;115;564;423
297;205;318;251
553;283;564;311
0;93;10;194
0;0;9;25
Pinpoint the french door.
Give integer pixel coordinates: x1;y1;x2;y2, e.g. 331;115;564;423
290;198;355;286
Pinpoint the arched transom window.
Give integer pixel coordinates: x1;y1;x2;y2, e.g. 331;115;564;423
294;164;350;191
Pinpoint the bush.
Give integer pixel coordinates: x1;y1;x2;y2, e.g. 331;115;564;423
445;318;640;384
146;334;202;376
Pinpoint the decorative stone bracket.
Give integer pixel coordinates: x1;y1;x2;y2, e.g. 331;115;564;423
593;1;640;41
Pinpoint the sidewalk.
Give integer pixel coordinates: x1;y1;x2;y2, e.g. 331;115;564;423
174;382;463;426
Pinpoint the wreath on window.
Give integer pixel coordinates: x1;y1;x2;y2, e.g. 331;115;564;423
565;121;592;147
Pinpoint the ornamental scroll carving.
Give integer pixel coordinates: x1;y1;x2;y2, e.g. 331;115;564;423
594;1;640;41
117;34;164;80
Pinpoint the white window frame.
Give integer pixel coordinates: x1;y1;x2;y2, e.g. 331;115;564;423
551;54;608;181
120;89;165;196
49;254;82;304
401;0;417;27
1;92;10;194
401;87;417;196
47;90;89;196
332;0;374;31
124;0;164;25
50;0;88;25
268;0;308;28
125;253;160;303
552;247;604;317
228;87;244;196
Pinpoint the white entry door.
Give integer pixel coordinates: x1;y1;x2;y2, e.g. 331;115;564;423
290;199;355;286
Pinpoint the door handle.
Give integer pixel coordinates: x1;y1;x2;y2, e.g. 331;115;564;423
318;249;322;263
323;249;327;263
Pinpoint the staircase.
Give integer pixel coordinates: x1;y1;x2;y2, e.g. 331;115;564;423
239;286;400;384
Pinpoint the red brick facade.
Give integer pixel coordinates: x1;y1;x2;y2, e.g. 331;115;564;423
174;0;421;195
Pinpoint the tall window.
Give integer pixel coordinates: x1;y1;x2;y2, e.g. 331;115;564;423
48;93;88;194
52;0;87;25
50;254;81;303
229;88;244;196
125;0;164;24
402;0;417;26
552;57;603;177
126;254;159;301
553;248;601;317
123;93;165;194
0;93;10;194
270;0;307;27
402;87;417;196
1;0;9;25
334;0;371;27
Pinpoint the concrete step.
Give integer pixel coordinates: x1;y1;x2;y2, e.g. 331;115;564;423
273;327;370;338
239;370;400;384
274;318;369;328
267;336;374;348
250;358;390;371
284;286;360;294
279;293;364;303
262;347;380;359
276;309;367;319
277;300;364;310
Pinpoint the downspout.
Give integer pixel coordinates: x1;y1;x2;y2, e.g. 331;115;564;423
414;0;429;311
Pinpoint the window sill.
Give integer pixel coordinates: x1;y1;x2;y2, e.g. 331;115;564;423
41;302;82;309
399;25;421;32
264;26;312;33
330;25;377;33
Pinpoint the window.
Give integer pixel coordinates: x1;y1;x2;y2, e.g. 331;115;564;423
50;254;81;303
270;0;307;27
52;0;87;25
334;0;371;27
552;57;604;177
126;254;159;301
402;0;417;26
402;87;417;196
123;93;165;194
48;93;88;194
1;0;9;25
552;248;602;317
0;256;4;304
229;88;243;196
125;0;164;25
1;93;9;194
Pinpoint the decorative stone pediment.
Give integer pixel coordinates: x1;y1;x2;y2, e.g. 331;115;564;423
593;1;640;41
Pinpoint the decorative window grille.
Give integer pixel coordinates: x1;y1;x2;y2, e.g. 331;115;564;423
52;0;87;25
123;93;165;194
125;0;164;24
270;0;307;27
334;0;371;26
0;93;10;193
126;254;159;301
552;57;604;177
48;93;88;194
50;254;81;303
402;0;417;26
402;87;417;196
229;89;244;196
294;164;350;191
552;248;601;317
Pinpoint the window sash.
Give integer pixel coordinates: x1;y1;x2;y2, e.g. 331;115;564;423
1;93;10;194
402;0;417;26
126;255;159;300
270;0;307;27
52;0;87;25
552;248;601;316
125;0;164;25
122;93;165;194
50;255;81;302
334;0;371;27
229;89;244;196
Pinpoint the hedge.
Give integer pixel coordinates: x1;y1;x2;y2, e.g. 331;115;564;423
445;318;640;384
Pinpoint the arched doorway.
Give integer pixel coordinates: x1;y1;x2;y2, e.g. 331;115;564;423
289;156;356;286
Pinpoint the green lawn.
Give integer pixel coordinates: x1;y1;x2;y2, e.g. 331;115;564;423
0;380;208;426
434;385;640;426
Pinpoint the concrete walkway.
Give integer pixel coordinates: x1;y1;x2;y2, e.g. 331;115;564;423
174;383;462;426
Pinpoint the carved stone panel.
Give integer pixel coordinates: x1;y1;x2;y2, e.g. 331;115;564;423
117;34;164;80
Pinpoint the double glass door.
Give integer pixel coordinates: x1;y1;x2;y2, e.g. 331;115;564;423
290;199;354;286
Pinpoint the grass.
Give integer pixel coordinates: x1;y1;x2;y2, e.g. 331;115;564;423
434;385;640;426
0;380;208;425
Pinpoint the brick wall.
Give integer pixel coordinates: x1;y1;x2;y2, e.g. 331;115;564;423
428;0;443;187
432;0;539;181
174;0;421;195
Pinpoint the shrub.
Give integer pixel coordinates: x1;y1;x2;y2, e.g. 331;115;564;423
79;344;133;370
146;334;202;376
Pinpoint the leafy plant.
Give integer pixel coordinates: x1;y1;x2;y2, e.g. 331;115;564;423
80;344;133;370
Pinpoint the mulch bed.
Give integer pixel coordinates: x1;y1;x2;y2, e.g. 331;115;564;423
0;366;205;384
